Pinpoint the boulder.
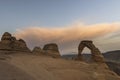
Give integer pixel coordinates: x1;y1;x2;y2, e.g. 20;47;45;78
0;32;30;52
43;43;60;57
32;47;44;54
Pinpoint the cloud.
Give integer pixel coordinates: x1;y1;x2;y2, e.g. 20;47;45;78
14;22;120;55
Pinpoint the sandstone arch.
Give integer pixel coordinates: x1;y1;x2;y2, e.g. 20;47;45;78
77;40;105;63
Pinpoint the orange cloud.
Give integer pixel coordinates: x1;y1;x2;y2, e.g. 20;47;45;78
14;22;120;54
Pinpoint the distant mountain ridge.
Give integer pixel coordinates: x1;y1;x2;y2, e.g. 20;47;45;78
103;50;120;63
62;50;120;63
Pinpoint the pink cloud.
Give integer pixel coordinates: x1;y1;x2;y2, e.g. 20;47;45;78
14;22;120;54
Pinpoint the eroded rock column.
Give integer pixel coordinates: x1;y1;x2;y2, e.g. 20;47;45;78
43;43;60;57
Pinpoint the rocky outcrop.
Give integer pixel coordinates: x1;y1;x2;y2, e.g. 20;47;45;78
32;47;44;54
77;40;105;63
43;43;60;57
0;32;30;52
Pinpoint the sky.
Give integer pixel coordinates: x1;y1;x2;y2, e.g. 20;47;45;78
0;0;120;55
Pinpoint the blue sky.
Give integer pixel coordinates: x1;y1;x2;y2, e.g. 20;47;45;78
0;0;120;31
0;0;120;54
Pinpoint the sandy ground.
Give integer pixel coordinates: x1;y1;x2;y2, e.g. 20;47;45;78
0;60;35;80
0;52;120;80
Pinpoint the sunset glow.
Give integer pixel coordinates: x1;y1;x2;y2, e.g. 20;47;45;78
0;0;120;54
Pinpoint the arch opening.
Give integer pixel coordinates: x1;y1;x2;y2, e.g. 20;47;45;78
80;47;93;63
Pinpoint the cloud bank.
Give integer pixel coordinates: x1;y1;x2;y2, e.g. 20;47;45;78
14;22;120;55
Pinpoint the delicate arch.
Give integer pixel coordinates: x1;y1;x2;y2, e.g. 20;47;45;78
77;40;105;63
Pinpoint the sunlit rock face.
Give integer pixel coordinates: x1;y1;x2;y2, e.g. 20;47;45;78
77;40;105;63
1;32;12;44
43;43;60;57
0;32;30;52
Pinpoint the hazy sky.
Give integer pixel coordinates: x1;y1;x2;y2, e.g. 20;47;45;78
0;0;120;54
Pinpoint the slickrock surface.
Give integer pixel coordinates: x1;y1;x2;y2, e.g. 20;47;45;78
0;53;119;80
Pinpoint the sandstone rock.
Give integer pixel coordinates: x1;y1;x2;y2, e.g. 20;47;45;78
77;40;105;63
0;32;30;52
32;47;44;54
1;32;12;44
1;32;12;41
11;39;30;52
43;43;60;57
11;36;16;41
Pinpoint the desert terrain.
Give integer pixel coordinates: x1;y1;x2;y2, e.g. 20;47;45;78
0;52;119;80
0;32;120;80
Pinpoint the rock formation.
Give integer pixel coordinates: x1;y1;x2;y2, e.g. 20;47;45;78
32;47;44;54
77;40;105;63
43;43;60;57
0;32;30;52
